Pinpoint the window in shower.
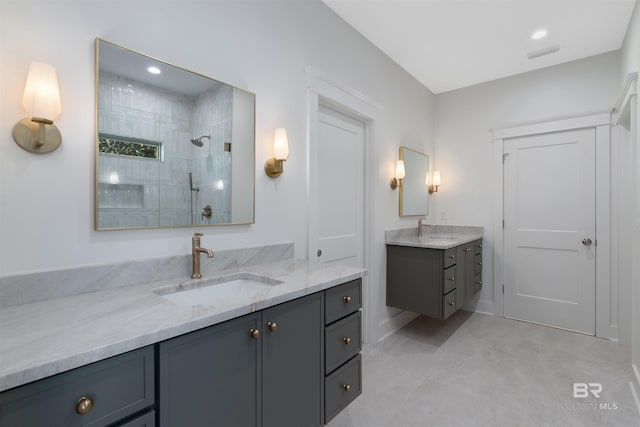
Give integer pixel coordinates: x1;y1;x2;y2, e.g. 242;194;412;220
98;133;164;161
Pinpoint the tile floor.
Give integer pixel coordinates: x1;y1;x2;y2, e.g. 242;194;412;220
327;311;640;427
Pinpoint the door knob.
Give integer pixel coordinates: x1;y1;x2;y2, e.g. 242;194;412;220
582;238;593;246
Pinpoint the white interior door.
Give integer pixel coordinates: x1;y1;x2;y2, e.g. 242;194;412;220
503;128;596;334
315;105;364;267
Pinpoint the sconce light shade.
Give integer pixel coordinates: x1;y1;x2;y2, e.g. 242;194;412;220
429;171;441;193
273;128;289;160
265;128;289;178
12;61;62;154
390;160;405;190
22;61;62;121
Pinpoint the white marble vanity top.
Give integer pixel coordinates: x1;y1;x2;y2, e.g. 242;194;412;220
385;225;483;249
0;259;365;392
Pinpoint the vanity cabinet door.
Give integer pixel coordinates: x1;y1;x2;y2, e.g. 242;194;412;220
262;293;323;427
158;313;261;427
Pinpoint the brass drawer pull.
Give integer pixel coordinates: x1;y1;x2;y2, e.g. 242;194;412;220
448;276;455;281
249;328;260;339
76;396;94;415
464;247;471;253
267;321;278;332
343;337;352;345
343;384;352;392
448;255;455;259
343;296;352;304
448;301;455;307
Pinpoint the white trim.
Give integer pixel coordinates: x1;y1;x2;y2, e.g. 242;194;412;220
491;110;614;338
491;138;505;317
632;363;640;417
595;125;615;340
306;69;380;344
614;72;638;115
376;311;419;343
492;110;611;140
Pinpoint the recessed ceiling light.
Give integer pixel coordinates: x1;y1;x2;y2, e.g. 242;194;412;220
531;29;547;40
147;66;161;75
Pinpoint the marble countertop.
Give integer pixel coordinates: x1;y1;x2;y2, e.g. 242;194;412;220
0;259;365;392
385;225;484;249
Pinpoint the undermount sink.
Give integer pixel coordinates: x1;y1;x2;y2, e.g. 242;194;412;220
154;273;284;307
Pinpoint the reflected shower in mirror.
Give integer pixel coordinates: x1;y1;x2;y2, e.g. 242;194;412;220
399;146;429;216
95;38;255;230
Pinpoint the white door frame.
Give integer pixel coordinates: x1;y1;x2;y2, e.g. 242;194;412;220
613;72;639;410
306;67;380;344
491;110;614;340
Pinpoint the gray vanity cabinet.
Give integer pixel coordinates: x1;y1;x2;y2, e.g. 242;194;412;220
0;346;155;427
386;240;482;320
158;313;261;427
158;293;323;427
262;293;323;427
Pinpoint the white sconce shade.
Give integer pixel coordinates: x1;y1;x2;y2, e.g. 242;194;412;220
22;61;62;122
395;160;406;180
265;128;289;178
12;61;63;154
432;171;441;186
273;128;289;160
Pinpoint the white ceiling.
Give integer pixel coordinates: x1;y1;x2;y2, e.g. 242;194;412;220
323;0;637;94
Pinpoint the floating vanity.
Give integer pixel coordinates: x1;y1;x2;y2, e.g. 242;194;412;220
386;226;483;320
0;243;364;427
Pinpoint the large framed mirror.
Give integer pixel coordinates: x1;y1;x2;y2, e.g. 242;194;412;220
399;146;429;216
95;39;255;230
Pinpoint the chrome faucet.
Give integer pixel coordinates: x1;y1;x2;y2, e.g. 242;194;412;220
417;218;432;238
191;232;214;279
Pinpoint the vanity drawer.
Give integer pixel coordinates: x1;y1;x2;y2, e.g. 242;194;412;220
474;253;483;274
443;265;457;294
474;273;482;293
443;247;457;268
0;346;155;427
325;354;362;423
326;311;362;373
443;290;457;320
116;410;155;427
325;278;362;324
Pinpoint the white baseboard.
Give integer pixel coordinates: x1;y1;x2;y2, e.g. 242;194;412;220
376;310;419;343
632;364;640;417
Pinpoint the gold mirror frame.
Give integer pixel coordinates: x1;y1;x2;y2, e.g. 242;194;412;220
94;39;255;230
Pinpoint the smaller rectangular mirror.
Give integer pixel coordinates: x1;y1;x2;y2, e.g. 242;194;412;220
399;146;429;216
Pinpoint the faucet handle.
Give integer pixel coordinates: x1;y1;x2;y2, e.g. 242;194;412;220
193;232;203;238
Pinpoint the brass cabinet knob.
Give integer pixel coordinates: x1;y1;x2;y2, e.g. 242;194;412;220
75;396;94;415
249;328;260;339
464;247;471;253
343;384;352;392
267;322;278;332
448;254;455;259
343;296;352;304
343;337;352;345
448;301;455;306
448;276;455;281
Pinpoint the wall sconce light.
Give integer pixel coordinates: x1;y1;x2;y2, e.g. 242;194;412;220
429;171;441;193
390;160;405;190
12;61;63;154
265;128;289;178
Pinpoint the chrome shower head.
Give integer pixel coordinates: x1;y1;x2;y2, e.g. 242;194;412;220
190;135;210;147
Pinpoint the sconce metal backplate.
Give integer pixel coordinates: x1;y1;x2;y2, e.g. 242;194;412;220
265;158;284;178
12;118;62;154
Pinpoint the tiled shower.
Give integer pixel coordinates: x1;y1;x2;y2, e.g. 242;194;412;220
97;71;233;228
